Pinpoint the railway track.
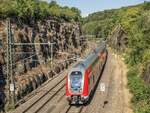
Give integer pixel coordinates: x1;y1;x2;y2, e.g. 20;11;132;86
33;87;66;113
16;71;66;106
12;69;68;113
60;105;84;113
22;79;65;113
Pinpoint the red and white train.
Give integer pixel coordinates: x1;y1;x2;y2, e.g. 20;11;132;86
66;42;107;104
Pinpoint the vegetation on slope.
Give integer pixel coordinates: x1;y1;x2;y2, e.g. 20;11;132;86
0;0;81;22
83;2;150;113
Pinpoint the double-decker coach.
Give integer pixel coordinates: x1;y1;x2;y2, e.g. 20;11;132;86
66;42;107;104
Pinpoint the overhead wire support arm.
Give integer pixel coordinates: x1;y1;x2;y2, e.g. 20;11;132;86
10;42;55;46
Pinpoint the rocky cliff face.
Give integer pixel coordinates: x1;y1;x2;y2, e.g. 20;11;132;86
108;25;128;51
109;24;150;87
0;18;86;106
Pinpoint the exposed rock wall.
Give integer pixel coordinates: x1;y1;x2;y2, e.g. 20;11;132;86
0;19;84;73
109;24;150;88
0;18;86;107
10;19;83;73
108;24;128;51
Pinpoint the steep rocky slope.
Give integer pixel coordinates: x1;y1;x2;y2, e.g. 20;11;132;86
108;24;127;51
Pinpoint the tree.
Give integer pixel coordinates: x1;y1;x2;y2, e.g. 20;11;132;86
0;0;17;18
0;0;81;22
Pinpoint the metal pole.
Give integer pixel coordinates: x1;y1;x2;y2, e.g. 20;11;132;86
6;19;10;106
9;23;15;109
7;19;15;109
50;43;53;68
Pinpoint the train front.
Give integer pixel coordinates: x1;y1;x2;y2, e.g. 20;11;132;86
66;67;87;104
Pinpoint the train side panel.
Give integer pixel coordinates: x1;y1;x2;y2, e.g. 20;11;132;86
82;70;88;97
87;49;107;97
66;75;71;97
66;42;107;104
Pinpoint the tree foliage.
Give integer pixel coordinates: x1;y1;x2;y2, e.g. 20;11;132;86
0;0;81;22
83;2;150;65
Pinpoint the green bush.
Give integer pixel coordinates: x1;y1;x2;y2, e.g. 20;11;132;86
127;67;150;113
0;0;81;22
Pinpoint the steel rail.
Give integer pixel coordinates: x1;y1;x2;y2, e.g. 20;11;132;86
22;76;66;113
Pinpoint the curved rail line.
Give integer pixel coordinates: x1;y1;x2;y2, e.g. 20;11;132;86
22;76;66;113
35;85;65;113
65;106;72;113
17;70;67;106
65;105;84;113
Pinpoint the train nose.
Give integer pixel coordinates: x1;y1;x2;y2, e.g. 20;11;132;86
72;96;78;102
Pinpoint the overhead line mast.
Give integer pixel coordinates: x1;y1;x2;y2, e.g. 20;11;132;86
6;18;15;109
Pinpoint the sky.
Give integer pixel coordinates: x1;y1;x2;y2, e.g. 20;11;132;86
45;0;150;17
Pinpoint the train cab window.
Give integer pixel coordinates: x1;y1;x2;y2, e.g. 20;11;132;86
70;71;82;92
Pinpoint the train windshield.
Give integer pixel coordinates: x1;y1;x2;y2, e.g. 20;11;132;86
70;71;82;93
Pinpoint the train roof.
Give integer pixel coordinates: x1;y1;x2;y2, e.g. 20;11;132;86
73;41;106;70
